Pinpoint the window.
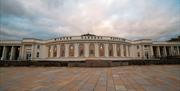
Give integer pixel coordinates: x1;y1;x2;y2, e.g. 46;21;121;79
69;44;74;57
137;52;140;57
145;52;149;59
79;44;84;57
144;45;148;48
37;45;40;49
60;44;65;57
99;43;104;56
109;44;113;56
137;45;139;49
36;52;39;58
89;43;95;57
117;44;121;56
53;45;57;57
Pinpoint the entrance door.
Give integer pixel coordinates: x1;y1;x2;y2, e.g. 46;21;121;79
26;53;31;61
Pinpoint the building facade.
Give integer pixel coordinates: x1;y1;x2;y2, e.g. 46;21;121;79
0;34;180;61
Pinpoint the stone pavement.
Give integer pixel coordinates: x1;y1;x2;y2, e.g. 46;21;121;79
0;65;180;91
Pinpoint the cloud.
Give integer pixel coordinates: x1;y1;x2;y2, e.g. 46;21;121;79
0;0;179;41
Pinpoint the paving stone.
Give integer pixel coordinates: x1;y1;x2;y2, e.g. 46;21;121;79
0;65;179;91
115;85;127;91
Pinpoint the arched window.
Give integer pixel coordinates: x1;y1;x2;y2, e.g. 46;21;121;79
69;44;74;57
48;46;51;57
89;43;95;57
117;44;121;57
60;44;65;57
109;44;113;56
53;45;57;57
79;44;84;57
99;43;104;56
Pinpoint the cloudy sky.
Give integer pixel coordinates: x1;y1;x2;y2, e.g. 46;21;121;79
0;0;180;41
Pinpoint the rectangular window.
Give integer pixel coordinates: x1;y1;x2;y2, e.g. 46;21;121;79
36;52;39;58
37;45;40;49
137;52;140;57
137;45;139;49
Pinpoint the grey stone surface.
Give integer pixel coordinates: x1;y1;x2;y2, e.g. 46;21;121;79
0;65;180;91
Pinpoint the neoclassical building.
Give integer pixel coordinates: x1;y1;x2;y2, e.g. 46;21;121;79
0;34;180;61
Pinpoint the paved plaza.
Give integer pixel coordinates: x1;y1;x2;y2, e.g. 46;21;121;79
0;65;180;91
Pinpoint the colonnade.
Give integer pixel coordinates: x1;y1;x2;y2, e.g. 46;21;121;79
47;43;131;58
1;44;179;61
152;46;180;58
0;46;20;60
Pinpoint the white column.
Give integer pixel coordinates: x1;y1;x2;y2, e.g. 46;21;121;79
120;44;124;57
150;46;154;58
74;43;79;57
104;43;109;57
31;44;35;60
177;46;180;55
113;44;117;57
10;46;15;60
126;45;129;57
128;45;130;57
163;46;167;57
95;43;99;57
50;45;53;58
84;43;89;57
142;45;145;58
21;45;25;60
57;45;60;58
139;45;142;58
65;44;69;57
1;46;6;60
157;46;161;57
133;45;137;58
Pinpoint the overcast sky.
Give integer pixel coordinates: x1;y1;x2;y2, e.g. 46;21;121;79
0;0;180;41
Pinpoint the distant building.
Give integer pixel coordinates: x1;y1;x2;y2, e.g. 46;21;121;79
0;34;180;61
